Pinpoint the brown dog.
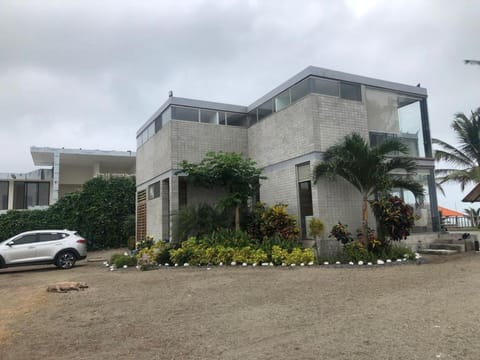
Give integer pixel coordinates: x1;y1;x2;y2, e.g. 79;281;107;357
47;282;88;293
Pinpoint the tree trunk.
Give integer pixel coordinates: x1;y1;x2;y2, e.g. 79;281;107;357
361;196;369;246
235;205;240;231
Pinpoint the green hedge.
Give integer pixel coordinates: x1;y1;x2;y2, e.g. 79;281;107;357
0;176;135;250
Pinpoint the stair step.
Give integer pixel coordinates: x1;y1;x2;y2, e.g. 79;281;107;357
428;243;465;252
418;249;458;255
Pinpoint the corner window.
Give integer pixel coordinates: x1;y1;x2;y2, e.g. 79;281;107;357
257;99;274;121
227;112;248;127
290;78;311;103
313;78;339;97
340;82;362;101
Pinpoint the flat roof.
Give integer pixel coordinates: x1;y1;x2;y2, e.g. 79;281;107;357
138;65;428;135
31;147;136;167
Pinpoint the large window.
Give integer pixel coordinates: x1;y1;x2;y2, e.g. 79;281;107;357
313;78;339;97
340;82;362;101
171;106;199;122
0;182;8;210
366;88;425;157
13;182;50;209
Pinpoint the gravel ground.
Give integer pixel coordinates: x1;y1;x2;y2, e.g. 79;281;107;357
1;250;480;360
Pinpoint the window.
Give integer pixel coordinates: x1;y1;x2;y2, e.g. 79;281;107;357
246;110;257;126
366;88;425;157
290;78;311;103
274;90;290;112
227;112;248;127
313;78;339;97
171;106;199;122
179;177;187;208
155;117;162;133
38;233;65;242
296;163;313;239
13;182;49;209
12;234;37;245
148;181;160;200
257;99;274;121
340;82;362;101
219;112;226;125
0;181;8;210
162;107;172;126
200;109;218;124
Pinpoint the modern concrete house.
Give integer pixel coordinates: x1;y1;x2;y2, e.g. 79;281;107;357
135;66;439;242
0;147;135;213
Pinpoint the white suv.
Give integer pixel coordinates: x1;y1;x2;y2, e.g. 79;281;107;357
0;230;87;270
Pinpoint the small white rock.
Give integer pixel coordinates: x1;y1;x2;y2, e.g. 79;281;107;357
123;265;128;269
124;252;129;256
377;260;384;265
242;262;247;267
335;261;341;265
367;262;373;266
207;267;211;270
269;262;274;267
184;263;189;267
300;263;305;267
174;263;178;267
281;263;287;267
261;262;269;266
231;261;237;266
290;263;296;267
349;261;354;265
219;262;224;266
307;261;314;266
136;265;140;269
358;261;364;265
252;263;257;267
396;259;402;262
323;261;329;265
165;263;170;267
386;259;392;263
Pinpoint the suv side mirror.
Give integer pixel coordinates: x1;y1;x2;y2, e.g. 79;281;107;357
6;241;14;247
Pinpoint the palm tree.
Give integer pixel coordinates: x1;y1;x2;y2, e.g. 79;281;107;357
433;109;480;190
313;133;423;242
464;207;480;228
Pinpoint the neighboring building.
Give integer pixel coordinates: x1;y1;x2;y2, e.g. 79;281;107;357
0;147;135;213
135;66;439;241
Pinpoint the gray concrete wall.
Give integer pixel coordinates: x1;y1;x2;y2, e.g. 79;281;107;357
260;165;299;217
171;121;248;167
146;196;163;240
248;96;315;168
136;122;172;185
311;92;369;151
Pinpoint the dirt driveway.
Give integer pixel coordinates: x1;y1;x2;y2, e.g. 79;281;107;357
1;251;480;360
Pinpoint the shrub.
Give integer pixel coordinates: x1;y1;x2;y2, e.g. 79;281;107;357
342;241;373;262
246;203;299;241
329;222;354;244
110;254;137;267
137;239;168;265
199;229;254;248
271;245;289;265
370;196;416;242
308;217;325;239
172;203;233;242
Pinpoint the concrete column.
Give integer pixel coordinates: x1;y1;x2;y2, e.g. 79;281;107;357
7;179;14;210
93;162;101;177
169;175;179;242
52;151;60;203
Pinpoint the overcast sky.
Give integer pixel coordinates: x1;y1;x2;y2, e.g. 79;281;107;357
0;0;479;211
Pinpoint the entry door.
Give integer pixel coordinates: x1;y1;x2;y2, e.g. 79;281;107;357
298;181;313;238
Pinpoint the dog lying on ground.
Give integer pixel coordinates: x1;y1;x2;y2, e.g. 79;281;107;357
46;282;88;293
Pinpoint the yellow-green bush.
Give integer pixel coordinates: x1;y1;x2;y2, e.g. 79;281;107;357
137;239;168;265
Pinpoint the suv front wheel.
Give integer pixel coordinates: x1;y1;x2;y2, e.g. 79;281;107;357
55;251;77;269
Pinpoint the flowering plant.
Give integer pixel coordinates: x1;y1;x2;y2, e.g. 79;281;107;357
329;222;354;244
